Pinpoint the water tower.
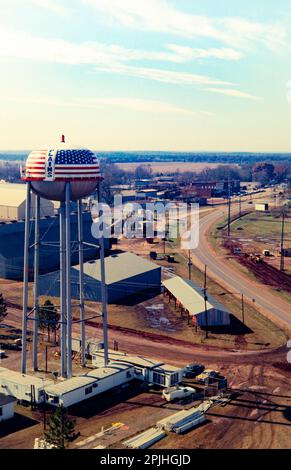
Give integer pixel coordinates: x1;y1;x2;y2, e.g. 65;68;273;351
21;135;109;378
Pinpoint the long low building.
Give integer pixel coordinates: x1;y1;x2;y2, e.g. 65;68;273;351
39;252;161;303
0;367;53;404
45;363;135;407
163;276;231;327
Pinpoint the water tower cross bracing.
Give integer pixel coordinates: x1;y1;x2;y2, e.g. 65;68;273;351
21;136;109;378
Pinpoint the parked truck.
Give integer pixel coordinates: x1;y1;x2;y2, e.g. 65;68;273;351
162;386;196;402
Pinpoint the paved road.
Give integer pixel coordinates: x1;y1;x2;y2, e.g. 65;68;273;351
191;205;291;329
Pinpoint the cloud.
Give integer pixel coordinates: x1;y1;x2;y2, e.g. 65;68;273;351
205;88;262;100
0;27;233;86
0;94;213;115
95;63;232;86
77;97;199;114
166;44;243;61
26;0;70;17
83;0;287;51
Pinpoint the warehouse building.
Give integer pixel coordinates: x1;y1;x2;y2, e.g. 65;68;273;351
0;394;17;422
163;276;231;327
39;252;161;303
0;211;109;280
0;183;54;220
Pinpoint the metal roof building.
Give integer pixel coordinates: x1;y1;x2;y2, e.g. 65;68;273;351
162;276;231;327
39;252;161;303
0;183;54;220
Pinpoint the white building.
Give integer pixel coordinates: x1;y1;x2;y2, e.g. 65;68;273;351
92;352;184;388
45;363;135;407
255;203;269;212
0;183;54;220
0;393;17;422
0;367;52;404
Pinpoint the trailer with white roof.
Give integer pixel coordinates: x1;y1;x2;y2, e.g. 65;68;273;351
0;367;52;404
45;362;135;407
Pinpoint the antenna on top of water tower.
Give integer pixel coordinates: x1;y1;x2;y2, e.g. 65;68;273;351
20;136;108;378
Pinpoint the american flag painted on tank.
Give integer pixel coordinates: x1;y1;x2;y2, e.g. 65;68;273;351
25;148;101;181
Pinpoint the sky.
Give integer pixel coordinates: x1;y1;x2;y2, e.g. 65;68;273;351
1;0;291;151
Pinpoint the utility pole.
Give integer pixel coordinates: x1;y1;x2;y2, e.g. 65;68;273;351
241;294;245;325
239;195;242;219
280;207;286;272
227;176;231;237
188;250;192;280
204;265;208;339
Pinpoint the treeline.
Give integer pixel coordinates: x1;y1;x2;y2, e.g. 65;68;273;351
1;151;291;165
99;151;291;165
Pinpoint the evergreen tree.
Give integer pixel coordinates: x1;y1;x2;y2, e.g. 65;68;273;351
39;299;59;342
0;293;7;323
44;405;76;449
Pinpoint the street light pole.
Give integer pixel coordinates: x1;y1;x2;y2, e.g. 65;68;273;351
241;294;245;325
204;265;208;339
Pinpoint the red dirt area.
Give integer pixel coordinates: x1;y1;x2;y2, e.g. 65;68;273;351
224;239;291;293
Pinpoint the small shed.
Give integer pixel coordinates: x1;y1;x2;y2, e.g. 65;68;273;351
71;335;104;356
255;203;269;212
39;252;161;303
0;393;17;422
162;276;231;327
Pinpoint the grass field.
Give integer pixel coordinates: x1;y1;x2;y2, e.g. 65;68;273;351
116;161;238;174
231;211;291;241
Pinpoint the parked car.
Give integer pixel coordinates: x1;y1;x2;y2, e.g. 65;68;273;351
162;386;196;402
183;363;205;378
0;349;6;359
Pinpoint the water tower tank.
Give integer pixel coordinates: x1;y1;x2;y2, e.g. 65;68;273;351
22;136;102;201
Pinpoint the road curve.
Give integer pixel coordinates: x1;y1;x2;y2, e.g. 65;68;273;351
191;207;291;329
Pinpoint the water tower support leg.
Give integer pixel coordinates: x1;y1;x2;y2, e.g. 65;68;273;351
98;184;109;367
60;201;67;378
65;183;72;378
77;199;86;367
33;194;40;371
21;182;31;374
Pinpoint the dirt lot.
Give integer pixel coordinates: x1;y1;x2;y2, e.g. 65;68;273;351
0;349;290;449
116;162;238;174
211;209;291;302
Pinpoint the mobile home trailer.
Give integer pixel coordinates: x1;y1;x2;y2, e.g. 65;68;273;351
45;363;134;407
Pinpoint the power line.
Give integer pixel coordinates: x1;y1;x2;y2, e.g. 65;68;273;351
280;206;286;272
